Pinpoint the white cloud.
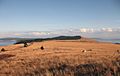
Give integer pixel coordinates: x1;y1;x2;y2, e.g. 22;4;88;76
0;27;120;38
80;28;94;33
30;32;49;36
101;28;113;32
78;28;120;33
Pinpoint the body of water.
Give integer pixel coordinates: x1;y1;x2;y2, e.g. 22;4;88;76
0;40;16;46
94;38;120;43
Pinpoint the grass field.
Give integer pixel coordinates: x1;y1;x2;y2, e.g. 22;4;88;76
0;39;120;76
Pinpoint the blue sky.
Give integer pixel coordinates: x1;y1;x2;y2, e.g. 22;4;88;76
0;0;120;38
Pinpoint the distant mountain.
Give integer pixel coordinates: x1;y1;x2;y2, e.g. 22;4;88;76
50;36;81;40
15;36;81;44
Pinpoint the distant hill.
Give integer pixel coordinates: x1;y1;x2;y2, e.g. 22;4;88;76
15;36;81;44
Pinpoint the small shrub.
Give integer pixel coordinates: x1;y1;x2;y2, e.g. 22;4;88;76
1;48;6;52
40;46;44;50
24;42;28;47
81;50;86;52
117;50;120;54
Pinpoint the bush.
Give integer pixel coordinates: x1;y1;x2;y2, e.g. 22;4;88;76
1;48;6;52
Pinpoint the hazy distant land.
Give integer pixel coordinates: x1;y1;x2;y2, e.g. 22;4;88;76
0;36;120;46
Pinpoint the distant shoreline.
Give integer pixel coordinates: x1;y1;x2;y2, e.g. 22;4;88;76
94;38;120;44
0;36;120;46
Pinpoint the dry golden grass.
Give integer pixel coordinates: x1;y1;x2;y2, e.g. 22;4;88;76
0;39;120;76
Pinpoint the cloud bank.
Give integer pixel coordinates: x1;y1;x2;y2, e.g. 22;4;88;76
0;27;120;39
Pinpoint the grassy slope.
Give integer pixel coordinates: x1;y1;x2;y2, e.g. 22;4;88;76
0;39;120;76
15;36;81;44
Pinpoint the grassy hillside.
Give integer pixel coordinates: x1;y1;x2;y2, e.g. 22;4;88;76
15;36;81;44
0;40;120;76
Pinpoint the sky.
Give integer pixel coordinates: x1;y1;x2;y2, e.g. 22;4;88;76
0;0;120;38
